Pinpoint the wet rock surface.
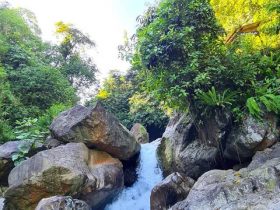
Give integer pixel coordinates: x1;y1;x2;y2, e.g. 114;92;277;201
35;196;90;210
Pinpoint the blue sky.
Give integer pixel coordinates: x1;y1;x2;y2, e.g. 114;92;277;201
8;0;155;79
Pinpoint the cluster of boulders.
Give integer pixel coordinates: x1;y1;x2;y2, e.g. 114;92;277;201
0;102;148;210
152;110;280;209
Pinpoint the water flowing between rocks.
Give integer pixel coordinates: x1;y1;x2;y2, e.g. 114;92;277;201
105;139;163;210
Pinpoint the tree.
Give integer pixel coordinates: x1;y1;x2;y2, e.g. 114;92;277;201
210;0;280;49
0;7;78;143
0;67;16;142
89;69;168;138
133;0;223;110
54;21;98;89
133;0;280;120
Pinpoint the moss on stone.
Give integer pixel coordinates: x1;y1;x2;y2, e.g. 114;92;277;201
157;138;174;176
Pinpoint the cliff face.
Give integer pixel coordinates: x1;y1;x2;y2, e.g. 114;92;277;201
157;110;232;179
158;111;279;178
154;111;280;209
170;143;280;210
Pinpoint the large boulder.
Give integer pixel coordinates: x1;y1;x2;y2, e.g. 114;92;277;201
158;110;231;179
224;114;279;162
0;140;45;185
35;196;90;210
171;142;280;210
0;141;20;185
150;172;194;210
130;123;149;144
50;102;140;160
4;143;123;210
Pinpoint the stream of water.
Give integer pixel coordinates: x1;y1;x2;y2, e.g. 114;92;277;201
105;139;163;210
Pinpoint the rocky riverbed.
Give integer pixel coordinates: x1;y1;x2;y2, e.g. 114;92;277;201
0;104;279;210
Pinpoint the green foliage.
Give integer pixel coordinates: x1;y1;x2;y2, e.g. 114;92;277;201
0;121;14;143
0;66;17;142
247;94;280;119
54;21;98;89
129;92;168;128
133;0;280;121
196;87;236;108
210;0;280;49
133;0;224;110
246;97;262;118
91;70;134;128
0;6;94;143
260;94;280;113
60;55;97;88
10;103;67;164
37;103;70;129
12;118;46;165
89;70;168;131
8;66;76;112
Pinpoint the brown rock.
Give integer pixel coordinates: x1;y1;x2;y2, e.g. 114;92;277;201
50;102;140;160
150;172;194;210
4;143;123;210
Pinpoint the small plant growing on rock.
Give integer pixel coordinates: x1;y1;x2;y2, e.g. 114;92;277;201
12;118;47;165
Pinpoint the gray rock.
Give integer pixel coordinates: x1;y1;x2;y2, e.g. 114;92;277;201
4;143;123;210
44;136;62;149
224;115;279;162
248;142;280;170
0;141;21;159
170;142;280;210
35;196;90;210
130;123;149;144
50;102;140;160
0;141;20;185
150;172;194;210
0;140;46;185
158;110;231;179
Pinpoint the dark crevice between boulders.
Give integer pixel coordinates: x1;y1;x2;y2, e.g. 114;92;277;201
0;160;13;186
121;152;140;187
146;125;166;141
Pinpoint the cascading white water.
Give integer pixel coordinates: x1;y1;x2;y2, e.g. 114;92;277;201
105;139;163;210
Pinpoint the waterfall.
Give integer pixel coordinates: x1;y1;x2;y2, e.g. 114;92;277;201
105;139;163;210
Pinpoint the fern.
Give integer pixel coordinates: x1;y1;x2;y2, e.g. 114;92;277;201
196;87;235;108
246;97;262;118
260;94;280;113
247;94;280;118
